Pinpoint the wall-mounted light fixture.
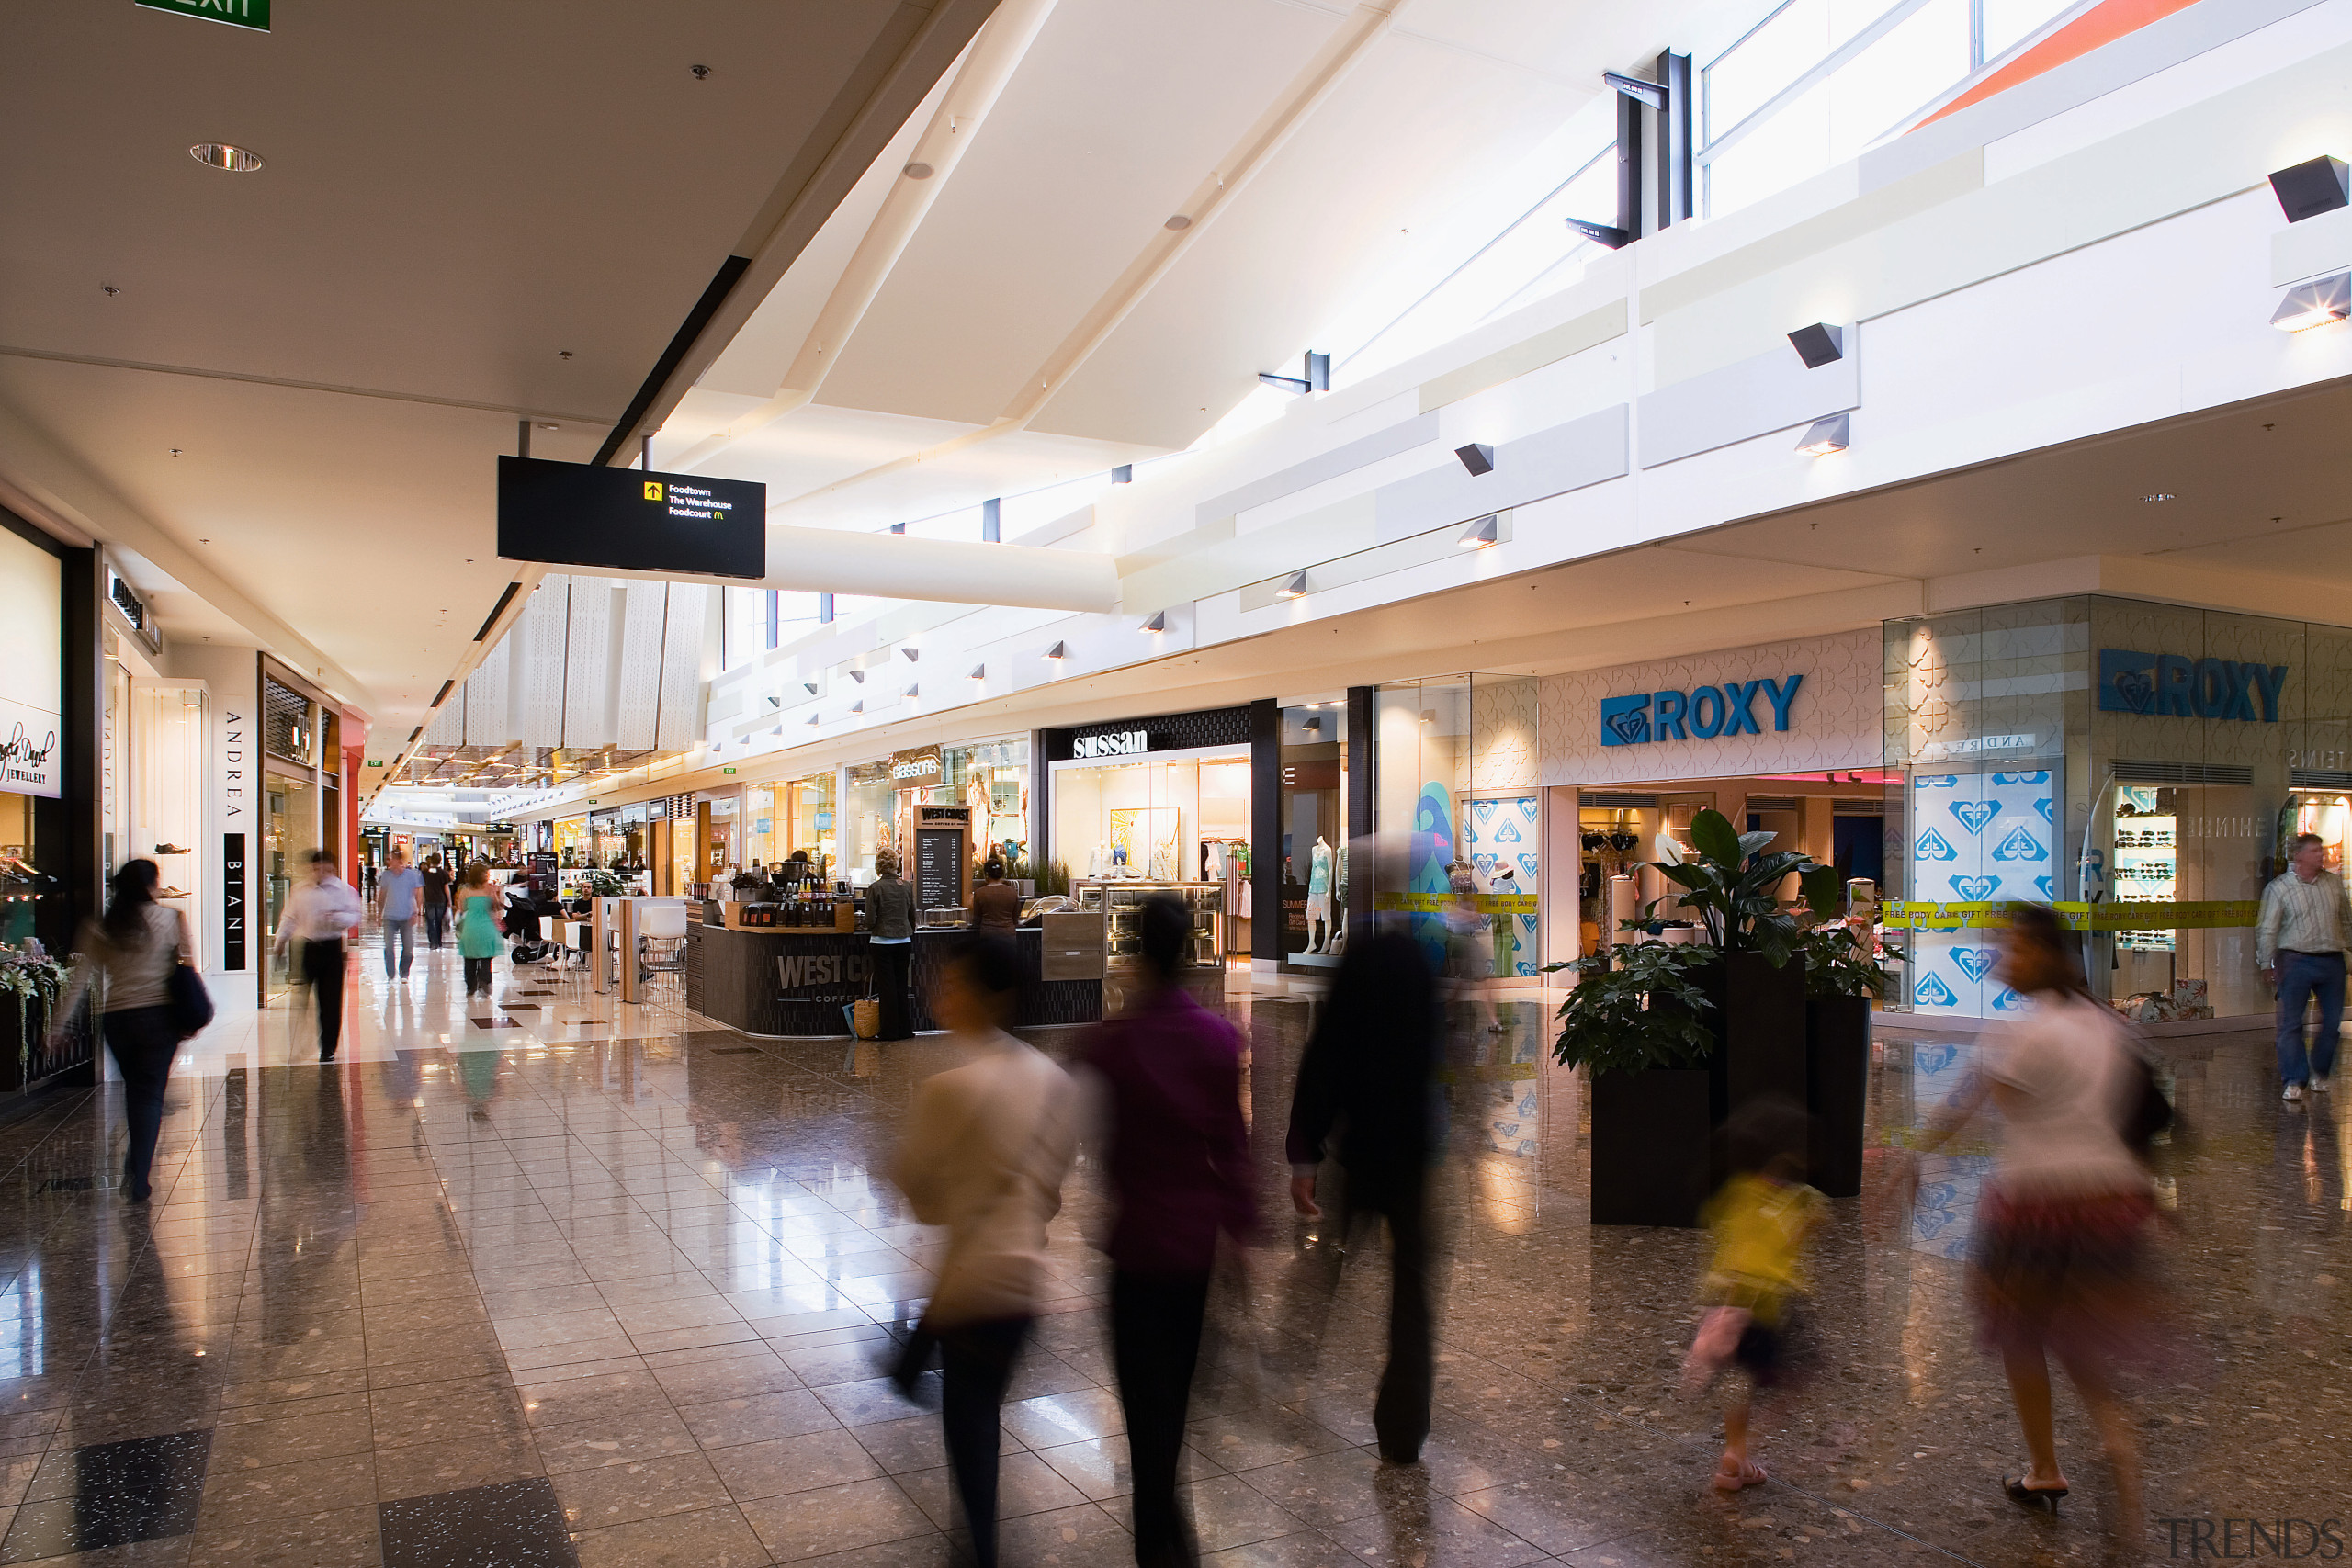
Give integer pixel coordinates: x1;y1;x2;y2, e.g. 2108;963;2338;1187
2270;155;2349;222
1044;641;1068;661
803;682;818;694
1564;215;1629;249
807;714;820;727
847;669;865;683
1788;322;1844;367
904;684;919;700
765;695;780;708
899;647;919;661
1277;572;1309;598
1258;352;1331;395
1140;611;1167;633
1795;412;1849;456
1112;465;1134;484
1457;514;1500;548
1454;443;1494;476
967;665;986;682
849;701;864;716
2272;271;2349;332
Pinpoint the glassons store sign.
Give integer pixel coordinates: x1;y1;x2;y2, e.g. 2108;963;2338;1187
1600;675;1803;747
890;745;943;783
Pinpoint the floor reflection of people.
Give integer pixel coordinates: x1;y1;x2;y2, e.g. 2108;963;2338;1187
459;1048;501;1120
52;859;196;1203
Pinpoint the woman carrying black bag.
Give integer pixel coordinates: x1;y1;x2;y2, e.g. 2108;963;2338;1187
51;860;203;1202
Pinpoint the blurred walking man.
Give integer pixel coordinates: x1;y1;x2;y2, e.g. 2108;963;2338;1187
375;847;421;981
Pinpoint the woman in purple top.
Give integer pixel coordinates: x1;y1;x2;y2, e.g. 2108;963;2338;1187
1078;896;1255;1568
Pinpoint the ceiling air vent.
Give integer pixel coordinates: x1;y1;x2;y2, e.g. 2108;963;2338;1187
2110;761;2254;786
1579;793;1658;809
2290;769;2352;790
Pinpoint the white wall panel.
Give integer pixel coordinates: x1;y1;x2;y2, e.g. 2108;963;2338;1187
616;580;665;751
464;636;511;747
518;577;570;751
654;585;706;753
562;580;612;748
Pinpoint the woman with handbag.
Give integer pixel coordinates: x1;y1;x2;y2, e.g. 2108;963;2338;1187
1896;903;2168;1549
51;859;203;1202
866;851;917;1040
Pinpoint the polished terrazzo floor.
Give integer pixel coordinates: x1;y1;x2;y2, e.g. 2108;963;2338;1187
0;934;2343;1567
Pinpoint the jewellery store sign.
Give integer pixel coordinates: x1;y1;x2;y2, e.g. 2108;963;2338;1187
0;529;61;800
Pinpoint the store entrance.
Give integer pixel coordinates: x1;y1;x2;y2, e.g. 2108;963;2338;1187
1570;772;1888;952
262;766;318;1004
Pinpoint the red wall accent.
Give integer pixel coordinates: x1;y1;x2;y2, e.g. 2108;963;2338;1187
1917;0;2202;130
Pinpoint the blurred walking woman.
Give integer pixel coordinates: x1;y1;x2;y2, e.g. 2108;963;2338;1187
51;860;194;1201
1901;905;2161;1541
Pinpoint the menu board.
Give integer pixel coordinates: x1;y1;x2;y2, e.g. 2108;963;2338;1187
915;827;963;910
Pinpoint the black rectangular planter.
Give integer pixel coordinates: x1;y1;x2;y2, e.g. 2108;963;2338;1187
1589;1066;1712;1227
1805;995;1871;1198
1699;949;1808;1124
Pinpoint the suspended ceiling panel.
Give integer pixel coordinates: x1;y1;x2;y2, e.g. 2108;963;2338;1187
1032;27;1586;448
815;0;1335;427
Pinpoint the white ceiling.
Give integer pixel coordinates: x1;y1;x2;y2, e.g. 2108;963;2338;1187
651;0;1754;528
0;0;999;741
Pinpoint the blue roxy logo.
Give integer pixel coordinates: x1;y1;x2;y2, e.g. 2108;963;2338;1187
1990;827;2048;863
1915;975;1959;1007
1952;800;2000;835
1600;674;1803;746
1916;829;1958;862
1952;875;2000;900
2098;649;2286;720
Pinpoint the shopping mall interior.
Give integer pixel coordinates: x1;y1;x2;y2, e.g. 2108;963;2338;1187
1;1;2349;1563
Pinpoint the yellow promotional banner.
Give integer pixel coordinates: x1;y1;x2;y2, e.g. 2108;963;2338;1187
1371;892;1540;915
1882;899;2258;932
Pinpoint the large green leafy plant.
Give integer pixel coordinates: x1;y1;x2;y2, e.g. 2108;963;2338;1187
1545;938;1715;1077
1550;807;1853;1076
1795;920;1905;999
1655;807;1845;965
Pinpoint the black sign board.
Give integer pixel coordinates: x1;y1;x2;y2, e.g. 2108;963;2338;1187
222;833;245;970
496;455;765;579
915;827;963;911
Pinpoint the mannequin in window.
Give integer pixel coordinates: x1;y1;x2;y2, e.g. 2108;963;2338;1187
1305;836;1334;953
1328;841;1348;957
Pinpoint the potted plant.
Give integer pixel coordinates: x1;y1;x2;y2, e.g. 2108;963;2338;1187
1795;919;1902;1198
1551;807;1838;1225
1547;938;1718;1225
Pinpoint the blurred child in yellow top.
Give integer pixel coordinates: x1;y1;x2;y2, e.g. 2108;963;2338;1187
1684;1097;1823;1493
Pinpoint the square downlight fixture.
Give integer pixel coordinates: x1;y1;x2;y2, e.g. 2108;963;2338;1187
2272;272;2350;332
2270;155;2350;223
1788;323;1844;368
1795;412;1849;456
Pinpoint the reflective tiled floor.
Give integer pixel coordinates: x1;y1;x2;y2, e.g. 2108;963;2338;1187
0;936;2345;1566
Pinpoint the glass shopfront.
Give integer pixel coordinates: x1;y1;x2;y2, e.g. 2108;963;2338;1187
842;761;895;885
1278;701;1346;970
1884;595;2341;1023
1372;675;1542;985
944;739;1029;876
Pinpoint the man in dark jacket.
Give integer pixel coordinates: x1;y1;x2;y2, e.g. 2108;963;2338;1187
1284;931;1441;1464
1079;896;1255;1568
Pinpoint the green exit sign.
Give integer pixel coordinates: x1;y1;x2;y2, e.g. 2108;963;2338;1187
722;767;737;775
136;0;271;31
365;759;382;768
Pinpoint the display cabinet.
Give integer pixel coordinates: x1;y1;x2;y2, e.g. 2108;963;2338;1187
130;679;209;966
1073;879;1221;969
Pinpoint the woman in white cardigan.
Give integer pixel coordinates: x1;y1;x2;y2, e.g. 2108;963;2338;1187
891;934;1076;1568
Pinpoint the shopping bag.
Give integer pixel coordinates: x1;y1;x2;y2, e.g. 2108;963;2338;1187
847;998;880;1040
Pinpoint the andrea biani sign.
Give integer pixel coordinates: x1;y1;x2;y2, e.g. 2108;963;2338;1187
2098;649;2287;722
496;456;765;579
222;834;246;971
1600;674;1803;747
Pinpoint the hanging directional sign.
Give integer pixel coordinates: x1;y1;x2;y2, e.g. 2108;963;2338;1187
497;457;765;579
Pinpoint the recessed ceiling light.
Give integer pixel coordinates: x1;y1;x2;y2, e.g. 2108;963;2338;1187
1164;215;1193;231
902;162;933;180
189;141;264;174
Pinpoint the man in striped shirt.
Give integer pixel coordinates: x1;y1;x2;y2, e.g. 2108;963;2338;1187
2256;831;2350;1103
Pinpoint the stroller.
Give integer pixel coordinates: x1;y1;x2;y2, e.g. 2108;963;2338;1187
503;881;561;966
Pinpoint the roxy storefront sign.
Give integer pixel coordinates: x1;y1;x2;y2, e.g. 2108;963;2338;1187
1600;674;1804;747
2097;649;2287;721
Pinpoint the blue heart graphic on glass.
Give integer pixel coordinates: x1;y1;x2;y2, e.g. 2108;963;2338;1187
1952;800;2000;835
1990;987;2025;1011
1472;853;1497;880
1953;948;1996;982
1517;799;1538;823
1952;875;1999;900
1474;799;1498;825
1915;975;1958;1007
1518;853;1540;879
1916;829;1958;862
1914;1043;1960;1075
2035;875;2053;897
1991;827;2047;863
